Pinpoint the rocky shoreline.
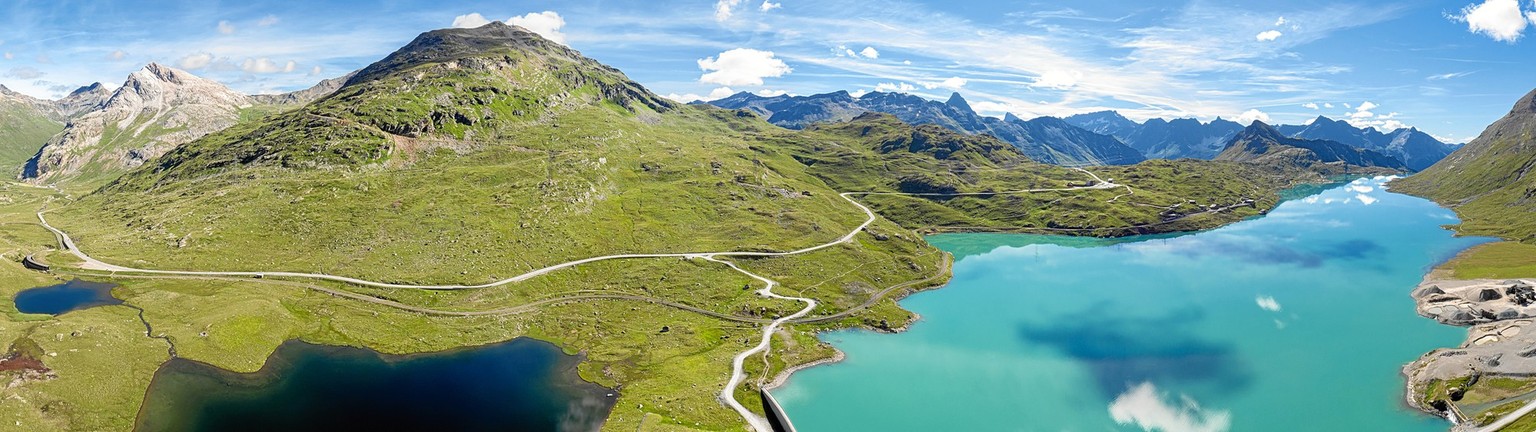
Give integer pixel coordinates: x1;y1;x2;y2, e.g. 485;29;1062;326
1404;276;1536;426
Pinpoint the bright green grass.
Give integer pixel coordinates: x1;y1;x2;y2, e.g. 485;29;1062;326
1448;242;1536;279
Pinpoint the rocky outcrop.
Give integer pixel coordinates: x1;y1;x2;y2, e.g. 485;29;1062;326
52;83;113;120
22;63;251;184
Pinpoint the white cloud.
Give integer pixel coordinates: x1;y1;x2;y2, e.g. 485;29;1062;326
451;13;492;29
849;89;869;97
1343;101;1409;131
1449;0;1533;42
1356;194;1379;205
1236;109;1270;124
2;52;12;60
1302;102;1319;109
1031;70;1080;89
874;82;916;92
1275;17;1288;26
257;15;280;27
1256;296;1282;312
1324;103;1335;108
1108;382;1231;432
760;1;782;12
309;65;322;76
860;46;880;59
108;50;127;61
662;86;738;103
923;76;967;90
755;88;788;97
509;11;568;45
241;58;292;74
715;0;745;22
1347;184;1375;193
1256;30;1283;41
217;20;235;35
698;48;792;86
177;52;215;70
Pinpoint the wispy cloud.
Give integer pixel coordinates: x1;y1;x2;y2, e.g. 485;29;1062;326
1427;71;1476;80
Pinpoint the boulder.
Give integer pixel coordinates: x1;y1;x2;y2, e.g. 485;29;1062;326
1479;288;1503;302
1451;310;1477;324
1499;308;1523;320
1413;285;1446;297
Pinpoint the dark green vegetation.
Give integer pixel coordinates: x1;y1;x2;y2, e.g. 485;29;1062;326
1;22;1336;432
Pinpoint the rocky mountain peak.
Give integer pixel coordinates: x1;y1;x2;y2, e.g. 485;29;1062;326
69;82;108;97
1238;120;1287;142
347;21;567;87
944;92;972;112
1511;88;1536;115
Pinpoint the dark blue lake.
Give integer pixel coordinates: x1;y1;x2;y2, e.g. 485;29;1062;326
136;338;616;432
13;279;122;315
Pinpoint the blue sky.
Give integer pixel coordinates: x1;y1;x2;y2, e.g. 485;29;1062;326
3;0;1536;142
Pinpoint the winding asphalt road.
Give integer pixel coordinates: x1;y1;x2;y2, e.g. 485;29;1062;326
35;169;1118;432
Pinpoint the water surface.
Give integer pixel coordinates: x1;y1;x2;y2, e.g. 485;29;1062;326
775;177;1490;431
137;338;615;432
13;279;121;315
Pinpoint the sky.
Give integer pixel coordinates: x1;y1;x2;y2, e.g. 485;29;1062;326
3;0;1536;142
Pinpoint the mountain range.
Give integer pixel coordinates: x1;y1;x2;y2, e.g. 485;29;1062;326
708;92;1455;171
1215;121;1409;172
1;65;358;187
706;91;1146;166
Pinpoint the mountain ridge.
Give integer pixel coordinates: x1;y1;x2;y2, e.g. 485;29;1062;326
1214;121;1409;172
707;90;1145;166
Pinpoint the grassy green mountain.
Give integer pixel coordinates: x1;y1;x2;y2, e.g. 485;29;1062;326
0;87;64;176
38;22;944;430
769;113;1311;235
13;22;1327;432
1394;88;1536;278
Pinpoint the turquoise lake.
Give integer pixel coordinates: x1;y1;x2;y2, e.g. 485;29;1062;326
774;177;1491;431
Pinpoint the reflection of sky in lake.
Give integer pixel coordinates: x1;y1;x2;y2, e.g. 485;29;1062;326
775;177;1490;431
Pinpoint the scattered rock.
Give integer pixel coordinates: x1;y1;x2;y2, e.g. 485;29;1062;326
1479;288;1503;302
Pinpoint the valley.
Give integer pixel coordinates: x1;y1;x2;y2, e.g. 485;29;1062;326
0;7;1530;432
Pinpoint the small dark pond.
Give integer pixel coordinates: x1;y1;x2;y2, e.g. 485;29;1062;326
136;338;616;432
13;279;122;315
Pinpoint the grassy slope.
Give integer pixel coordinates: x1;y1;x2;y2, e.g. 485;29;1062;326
17;26;944;430
773;114;1311;236
0;102;62;177
6;25;1327;432
1394;90;1536;278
